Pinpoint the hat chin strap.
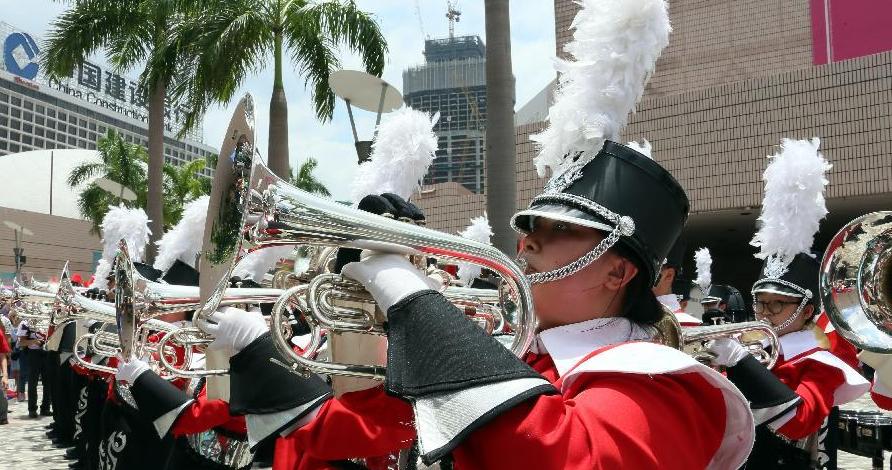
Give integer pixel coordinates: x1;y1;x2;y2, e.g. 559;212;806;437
521;216;634;285
772;296;810;333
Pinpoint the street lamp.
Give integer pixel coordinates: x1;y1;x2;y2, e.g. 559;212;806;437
94;177;137;204
3;220;34;282
329;70;403;163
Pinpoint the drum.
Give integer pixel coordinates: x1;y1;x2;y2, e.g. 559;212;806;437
838;409;892;457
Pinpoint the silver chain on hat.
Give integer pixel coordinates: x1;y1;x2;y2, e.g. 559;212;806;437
519;193;636;285
752;278;813;332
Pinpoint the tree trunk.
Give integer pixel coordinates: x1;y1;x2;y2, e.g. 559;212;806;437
268;30;290;179
145;80;166;263
484;0;517;255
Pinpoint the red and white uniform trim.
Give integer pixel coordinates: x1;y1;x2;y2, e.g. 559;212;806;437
767;326;869;440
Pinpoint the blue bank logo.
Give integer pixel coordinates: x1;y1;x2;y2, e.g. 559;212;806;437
4;32;40;80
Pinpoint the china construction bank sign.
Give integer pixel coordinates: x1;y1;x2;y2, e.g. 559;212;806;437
0;21;200;140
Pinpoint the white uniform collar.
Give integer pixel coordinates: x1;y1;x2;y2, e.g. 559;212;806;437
656;294;681;312
778;325;826;361
531;317;654;377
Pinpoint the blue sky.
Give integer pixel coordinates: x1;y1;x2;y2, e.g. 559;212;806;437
1;0;557;200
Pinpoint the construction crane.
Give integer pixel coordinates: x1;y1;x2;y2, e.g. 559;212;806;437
446;1;461;39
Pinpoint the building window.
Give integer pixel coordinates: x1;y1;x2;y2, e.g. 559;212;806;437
23;100;33;110
36;104;44;114
98;125;106;134
22;135;32;145
87;142;96;150
69;115;77;124
79;129;87;138
35;127;43;137
46;131;56;140
58;112;66;121
88;121;96;131
56;133;65;143
23;124;32;134
10;120;20;130
10;96;20;107
34;138;43;147
35;116;44;126
0;129;6;138
57;122;66;131
0;141;6;150
0;92;7;102
10;108;20;119
47;108;56;118
0;117;5;127
9;143;19;153
79;119;87;127
68;136;77;145
69;125;77;134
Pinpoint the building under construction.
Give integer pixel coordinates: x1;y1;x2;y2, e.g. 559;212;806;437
402;35;488;194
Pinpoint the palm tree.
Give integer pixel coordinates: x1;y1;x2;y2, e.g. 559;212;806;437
289;157;330;196
43;0;192;262
484;0;518;255
68;131;149;234
162;159;210;227
168;0;387;179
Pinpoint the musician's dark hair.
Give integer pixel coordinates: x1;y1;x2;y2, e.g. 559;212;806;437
610;242;663;325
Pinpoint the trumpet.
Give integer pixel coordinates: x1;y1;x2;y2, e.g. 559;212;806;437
682;321;780;369
190;94;536;383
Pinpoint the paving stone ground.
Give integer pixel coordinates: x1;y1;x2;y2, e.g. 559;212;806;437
0;380;886;469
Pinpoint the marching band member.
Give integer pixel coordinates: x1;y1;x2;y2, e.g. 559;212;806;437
206;140;757;469
707;138;869;468
112;197;255;470
654;240;701;326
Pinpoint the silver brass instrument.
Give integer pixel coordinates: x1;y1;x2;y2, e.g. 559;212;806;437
821;211;892;352
683;321;780;369
193;95;536;383
113;240;285;376
53;262;117;327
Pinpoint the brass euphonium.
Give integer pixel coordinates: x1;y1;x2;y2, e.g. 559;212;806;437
193;94;536;384
112;240;286;376
53;261;116;327
821;211;892;352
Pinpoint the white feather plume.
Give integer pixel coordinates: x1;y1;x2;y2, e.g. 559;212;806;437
694;247;712;293
532;0;670;178
626;139;653;159
750;138;831;265
92;205;151;290
351;107;439;202
232;246;294;283
153;196;209;272
456;214;494;285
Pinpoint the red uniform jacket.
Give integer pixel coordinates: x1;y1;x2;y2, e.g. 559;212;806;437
814;311;859;369
170;383;247;436
768;326;869;440
271;319;753;470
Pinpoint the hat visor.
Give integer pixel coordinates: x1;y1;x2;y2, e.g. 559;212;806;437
700;296;723;304
752;280;805;298
511;203;614;235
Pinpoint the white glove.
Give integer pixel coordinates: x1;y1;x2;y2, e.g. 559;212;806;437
706;337;751;367
115;358;151;384
341;251;441;312
197;306;269;356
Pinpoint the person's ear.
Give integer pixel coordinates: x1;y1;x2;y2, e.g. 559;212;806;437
604;257;638;291
803;303;816;320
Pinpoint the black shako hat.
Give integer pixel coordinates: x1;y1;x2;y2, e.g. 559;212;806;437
752;252;819;305
672;277;692;301
511;141;690;285
664;239;686;271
